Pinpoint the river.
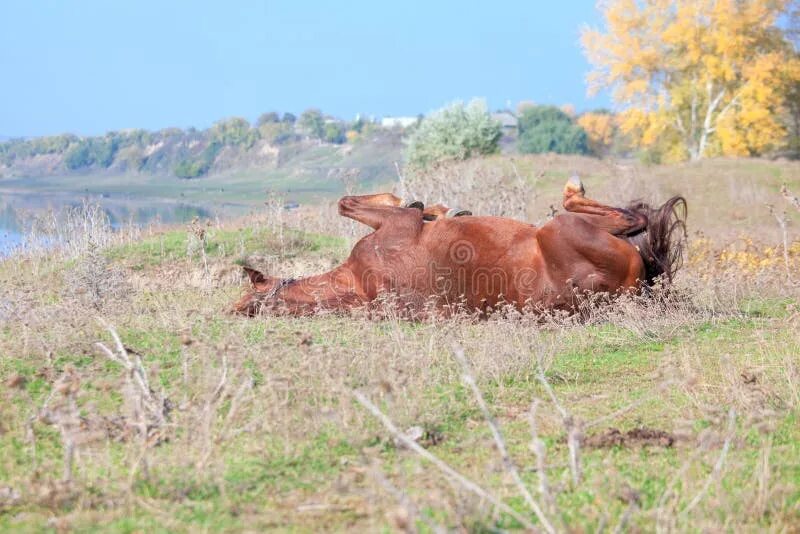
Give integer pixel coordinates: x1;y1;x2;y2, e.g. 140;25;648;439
0;190;218;256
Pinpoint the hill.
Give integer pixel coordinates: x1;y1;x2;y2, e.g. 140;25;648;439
0;116;406;195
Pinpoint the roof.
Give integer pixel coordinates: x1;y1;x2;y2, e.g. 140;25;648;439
491;112;518;128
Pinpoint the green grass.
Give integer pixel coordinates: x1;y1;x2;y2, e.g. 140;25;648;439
106;225;347;268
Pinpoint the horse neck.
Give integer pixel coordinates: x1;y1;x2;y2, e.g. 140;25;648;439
269;264;361;314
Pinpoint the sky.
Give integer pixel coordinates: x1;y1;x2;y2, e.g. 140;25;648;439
0;0;611;137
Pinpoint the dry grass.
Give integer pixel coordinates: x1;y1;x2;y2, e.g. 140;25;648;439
0;157;799;532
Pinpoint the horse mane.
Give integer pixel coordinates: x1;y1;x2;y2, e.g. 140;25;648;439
623;196;687;286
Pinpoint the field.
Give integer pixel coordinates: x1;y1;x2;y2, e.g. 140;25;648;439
0;156;799;532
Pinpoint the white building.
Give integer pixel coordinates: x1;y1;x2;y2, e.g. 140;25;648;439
380;116;418;128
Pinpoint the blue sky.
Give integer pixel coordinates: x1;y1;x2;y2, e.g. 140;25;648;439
0;0;610;137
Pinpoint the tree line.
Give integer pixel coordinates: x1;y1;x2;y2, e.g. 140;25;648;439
0;109;388;179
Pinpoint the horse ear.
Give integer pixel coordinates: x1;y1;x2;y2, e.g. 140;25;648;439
243;267;267;285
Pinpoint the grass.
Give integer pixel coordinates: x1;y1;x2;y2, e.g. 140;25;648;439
0;157;799;531
105;225;347;269
1;275;796;531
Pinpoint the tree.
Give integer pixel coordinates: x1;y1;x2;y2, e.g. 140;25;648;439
405;99;502;168
577;111;617;156
324;122;346;144
582;0;800;161
517;106;590;155
257;112;280;126
64;142;92;170
282;112;297;124
784;0;800;156
298;108;325;139
63;137;119;169
210;117;258;147
258;121;293;144
174;141;221;178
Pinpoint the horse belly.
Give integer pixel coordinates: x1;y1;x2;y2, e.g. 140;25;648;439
420;219;543;311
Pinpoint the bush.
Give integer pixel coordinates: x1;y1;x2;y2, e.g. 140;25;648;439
174;141;222;178
517;106;590;155
405;99;502;168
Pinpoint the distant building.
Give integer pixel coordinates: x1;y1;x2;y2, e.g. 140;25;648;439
491;112;518;130
380;116;418;128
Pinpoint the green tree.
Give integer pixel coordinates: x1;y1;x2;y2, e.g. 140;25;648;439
405;99;502;168
174;140;222;178
324;122;346;144
257;112;280;126
517;106;590;155
63;137;119;169
64;141;92;169
210;117;259;148
298;108;325;139
282;112;297;124
258;121;293;144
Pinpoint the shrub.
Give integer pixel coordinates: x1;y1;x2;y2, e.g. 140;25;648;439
405;99;502;168
517;105;590;155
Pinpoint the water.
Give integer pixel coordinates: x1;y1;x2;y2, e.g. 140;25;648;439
0;191;216;256
0;229;23;254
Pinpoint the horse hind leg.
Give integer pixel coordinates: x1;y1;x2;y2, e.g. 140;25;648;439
562;176;646;236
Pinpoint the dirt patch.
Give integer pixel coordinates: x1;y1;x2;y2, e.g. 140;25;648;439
584;427;676;448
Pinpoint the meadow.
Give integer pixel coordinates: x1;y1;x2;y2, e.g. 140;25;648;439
0;155;799;532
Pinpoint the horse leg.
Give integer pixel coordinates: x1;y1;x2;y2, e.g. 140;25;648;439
536;214;646;310
338;194;420;230
562;176;646;236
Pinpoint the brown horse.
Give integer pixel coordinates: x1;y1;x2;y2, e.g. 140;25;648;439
232;178;686;316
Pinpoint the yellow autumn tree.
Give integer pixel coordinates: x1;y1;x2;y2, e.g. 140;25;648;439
577;111;617;155
582;0;800;161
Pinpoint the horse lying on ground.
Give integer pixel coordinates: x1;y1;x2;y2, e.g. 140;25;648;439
232;177;686;317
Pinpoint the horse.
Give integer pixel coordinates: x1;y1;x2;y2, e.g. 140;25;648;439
232;177;686;317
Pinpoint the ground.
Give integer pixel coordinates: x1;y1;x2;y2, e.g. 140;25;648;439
0;156;799;532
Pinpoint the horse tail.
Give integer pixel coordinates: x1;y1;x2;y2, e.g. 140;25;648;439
624;196;687;286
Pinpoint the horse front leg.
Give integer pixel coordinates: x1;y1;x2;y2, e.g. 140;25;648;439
338;193;417;230
562;176;647;236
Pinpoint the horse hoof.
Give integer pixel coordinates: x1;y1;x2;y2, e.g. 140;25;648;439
447;208;472;217
405;200;425;210
565;175;585;197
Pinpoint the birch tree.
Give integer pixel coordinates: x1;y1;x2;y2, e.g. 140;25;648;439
582;0;800;161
